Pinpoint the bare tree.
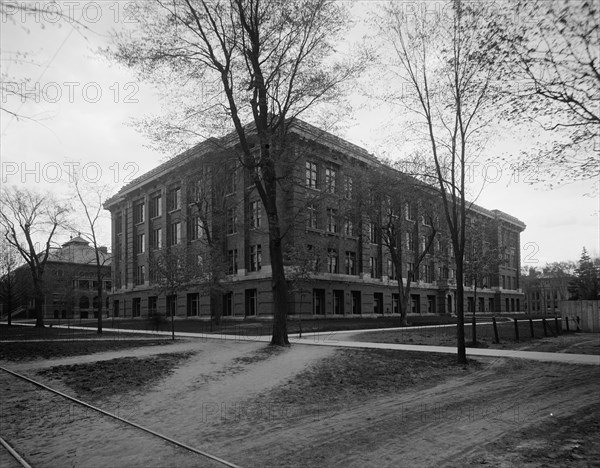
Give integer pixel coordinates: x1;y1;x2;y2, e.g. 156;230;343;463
377;0;512;363
0;187;69;327
367;164;438;326
69;171;112;334
107;0;362;345
463;218;504;316
0;235;20;325
186;156;237;325
148;243;208;339
1;2;89;121
509;0;599;184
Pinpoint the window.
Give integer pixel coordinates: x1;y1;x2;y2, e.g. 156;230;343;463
133;201;145;224
135;265;145;285
187;293;199;316
249;201;261;229
351;291;361;315
388;259;397;280
344;176;353;199
188;216;203;241
167;187;181;212
407;262;415;281
373;292;383;314
420;236;427;252
325;166;336;193
115;213;122;234
370;257;379;278
326;208;338;233
405;232;414;251
345;251;356;275
150;193;162;218
223;292;233;316
333;290;344;315
104;280;112;290
226;169;237;194
150;227;162;249
227;208;237;234
307;244;319;271
148;296;157;315
228;249;238;274
313;289;325;315
132;297;141;317
306;161;318;189
428;295;436;313
168;221;181;246
79;296;90;309
392;294;399;314
423;264;434;283
135;233;145;254
249;245;262;272
245;289;257;316
327;249;338;273
405;202;415;221
343;218;354;237
306;203;318;229
369;222;378;244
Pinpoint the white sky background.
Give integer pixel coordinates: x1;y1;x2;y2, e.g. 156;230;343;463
0;1;598;266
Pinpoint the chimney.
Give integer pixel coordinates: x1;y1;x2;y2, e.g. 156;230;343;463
99;246;108;254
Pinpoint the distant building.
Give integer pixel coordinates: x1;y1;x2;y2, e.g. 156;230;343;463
104;119;525;320
1;236;111;320
522;270;574;315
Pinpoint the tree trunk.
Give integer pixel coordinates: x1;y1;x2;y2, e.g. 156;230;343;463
269;233;290;346
6;283;13;326
34;287;44;327
399;281;411;327
455;264;467;364
97;283;103;334
210;287;222;326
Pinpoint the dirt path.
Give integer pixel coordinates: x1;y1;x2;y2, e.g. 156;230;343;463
3;336;599;467
207;357;600;467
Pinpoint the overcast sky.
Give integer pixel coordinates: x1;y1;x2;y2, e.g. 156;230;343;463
1;1;598;266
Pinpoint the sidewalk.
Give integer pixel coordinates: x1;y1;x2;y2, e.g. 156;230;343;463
34;323;600;366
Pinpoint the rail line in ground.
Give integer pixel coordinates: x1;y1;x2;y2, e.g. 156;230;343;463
0;366;242;468
0;435;32;468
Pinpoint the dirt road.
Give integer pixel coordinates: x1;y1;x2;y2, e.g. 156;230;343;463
2;336;599;467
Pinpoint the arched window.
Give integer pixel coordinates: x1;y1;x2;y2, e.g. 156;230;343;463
93;296;100;309
79;296;90;309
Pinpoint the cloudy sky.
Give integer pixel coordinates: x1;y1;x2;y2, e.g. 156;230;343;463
1;1;598;266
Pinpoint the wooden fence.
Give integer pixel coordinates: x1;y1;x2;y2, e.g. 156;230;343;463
559;300;600;333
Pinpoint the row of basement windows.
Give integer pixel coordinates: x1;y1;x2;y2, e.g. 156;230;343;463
127;290;257;318
307;290;436;315
124;290;435;318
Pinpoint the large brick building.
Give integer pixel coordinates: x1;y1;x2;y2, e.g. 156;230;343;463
104;120;525;320
1;236;111;320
